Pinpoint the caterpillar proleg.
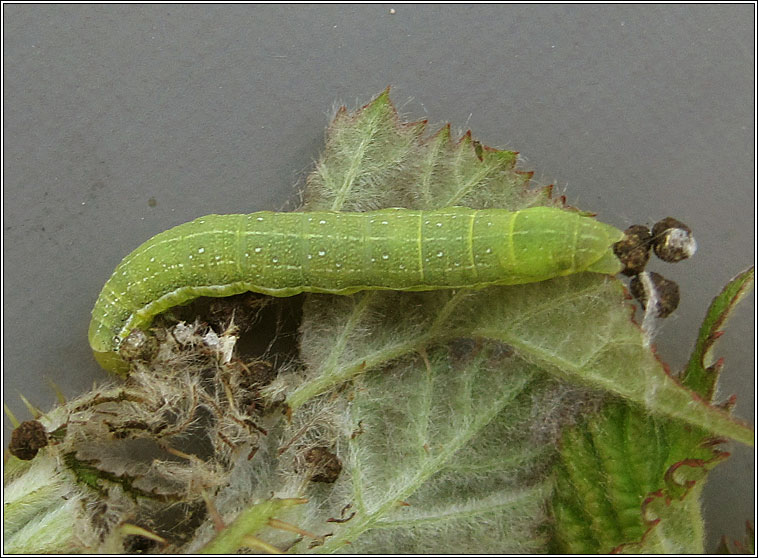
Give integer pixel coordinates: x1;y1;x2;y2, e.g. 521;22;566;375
89;206;623;372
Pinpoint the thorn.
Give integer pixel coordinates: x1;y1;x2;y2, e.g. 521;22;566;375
201;490;226;532
709;330;725;342
281;497;309;506
164;445;197;461
706;357;725;380
267;518;323;542
118;523;167;545
46;379;67;404
714;393;737;412
18;393;43;419
4;403;20;428
240;534;284;554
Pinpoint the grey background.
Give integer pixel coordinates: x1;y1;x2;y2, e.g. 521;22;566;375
3;4;754;550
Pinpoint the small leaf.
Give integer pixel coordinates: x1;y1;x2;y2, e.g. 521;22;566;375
199;498;308;554
551;400;728;553
551;270;754;553
715;522;755;554
682;267;754;399
277;90;755;553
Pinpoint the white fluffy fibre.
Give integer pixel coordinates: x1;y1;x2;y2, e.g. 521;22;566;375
666;228;698;259
639;271;661;347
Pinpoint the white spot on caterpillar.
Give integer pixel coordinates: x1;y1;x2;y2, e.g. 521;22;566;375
320;219;327;224
639;272;660;348
89;206;621;374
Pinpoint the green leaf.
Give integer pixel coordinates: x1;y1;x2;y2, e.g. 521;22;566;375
3;451;82;554
274;90;752;552
551;400;728;553
682;267;755;399
715;522;755;554
551;269;754;553
292;90;752;440
5;89;752;554
199;498;308;554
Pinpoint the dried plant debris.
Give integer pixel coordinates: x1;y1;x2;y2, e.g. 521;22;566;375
5;317;293;552
614;217;695;325
614;217;696;275
4;90;752;555
9;420;49;460
614;224;653;276
303;446;343;483
651;217;697;263
630;271;681;319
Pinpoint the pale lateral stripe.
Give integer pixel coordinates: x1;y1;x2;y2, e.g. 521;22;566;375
417;212;425;283
117;228;233;268
571;220;579;272
467;210;479;280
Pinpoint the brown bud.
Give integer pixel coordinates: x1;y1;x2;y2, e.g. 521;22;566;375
304;446;342;483
613;225;653;276
118;328;159;363
629;271;680;318
9;420;48;460
651;217;697;263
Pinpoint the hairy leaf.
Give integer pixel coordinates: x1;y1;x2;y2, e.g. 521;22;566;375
261;90;752;552
5;90;752;554
552;269;754;553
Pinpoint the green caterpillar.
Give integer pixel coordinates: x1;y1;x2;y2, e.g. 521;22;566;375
89;206;624;373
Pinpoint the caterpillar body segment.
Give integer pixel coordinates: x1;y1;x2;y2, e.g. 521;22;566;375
89;206;624;373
